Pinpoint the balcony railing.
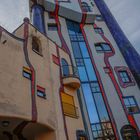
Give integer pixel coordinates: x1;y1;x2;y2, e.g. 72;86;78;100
61;65;81;89
61;65;79;78
62;102;79;118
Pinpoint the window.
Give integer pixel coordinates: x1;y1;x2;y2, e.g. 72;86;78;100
94;27;103;34
92;122;115;139
95;43;112;53
61;92;78;118
121;125;139;140
37;86;46;99
23;67;31;80
95;15;103;21
81;2;92;12
90;82;100;93
61;58;70;77
32;5;46;34
32;37;42;55
76;130;87;140
118;71;131;83
115;67;135;88
76;59;84;66
48;23;58;31
123;97;139;114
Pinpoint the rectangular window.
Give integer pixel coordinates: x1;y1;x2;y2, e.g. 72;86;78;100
95;15;103;21
37;85;46;99
92;122;114;139
118;71;131;83
48;23;58;31
61;92;78;118
95;43;112;53
94;28;103;34
23;67;31;80
123;97;139;114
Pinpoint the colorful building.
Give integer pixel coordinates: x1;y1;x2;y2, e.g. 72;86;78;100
0;0;140;140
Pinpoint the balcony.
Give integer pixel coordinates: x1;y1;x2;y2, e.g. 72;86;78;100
62;102;79;118
61;65;81;90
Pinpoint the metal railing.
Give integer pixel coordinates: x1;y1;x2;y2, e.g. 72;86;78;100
61;65;79;78
62;102;79;118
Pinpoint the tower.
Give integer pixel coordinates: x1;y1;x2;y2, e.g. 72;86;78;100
0;0;139;140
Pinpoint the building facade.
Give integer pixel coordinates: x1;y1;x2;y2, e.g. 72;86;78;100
0;0;140;140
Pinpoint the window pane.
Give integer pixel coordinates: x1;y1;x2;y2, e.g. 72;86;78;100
91;82;100;93
23;72;31;79
84;59;97;81
79;42;89;58
71;42;82;58
95;45;103;51
102;44;111;51
78;67;88;81
124;98;129;106
94;93;109;122
129;98;135;105
82;83;99;123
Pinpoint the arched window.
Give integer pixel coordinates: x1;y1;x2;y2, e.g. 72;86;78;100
121;125;139;140
32;37;42;55
61;58;70;77
81;2;92;12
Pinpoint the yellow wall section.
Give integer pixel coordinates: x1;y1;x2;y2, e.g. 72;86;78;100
61;92;74;105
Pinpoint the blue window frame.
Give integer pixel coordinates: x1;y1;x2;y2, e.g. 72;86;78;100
123;97;139;114
95;43;112;53
66;20;115;139
94;28;103;34
118;71;131;83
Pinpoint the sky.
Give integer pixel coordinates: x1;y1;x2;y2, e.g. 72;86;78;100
0;0;139;54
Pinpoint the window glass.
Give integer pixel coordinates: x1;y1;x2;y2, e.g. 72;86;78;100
78;67;88;81
123;97;139;114
102;44;111;51
95;45;102;51
23;71;31;79
79;42;89;58
71;42;82;58
119;71;131;83
84;59;97;81
94;93;109;122
82;83;99;123
61;58;69;76
94;28;103;34
76;59;84;66
90;82;100;93
32;5;46;34
37;90;46;98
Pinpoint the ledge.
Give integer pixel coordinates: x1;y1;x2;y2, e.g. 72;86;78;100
63;76;81;90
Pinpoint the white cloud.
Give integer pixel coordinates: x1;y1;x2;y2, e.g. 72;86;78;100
104;0;140;54
0;0;29;32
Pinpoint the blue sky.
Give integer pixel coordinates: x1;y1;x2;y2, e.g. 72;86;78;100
0;0;139;54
